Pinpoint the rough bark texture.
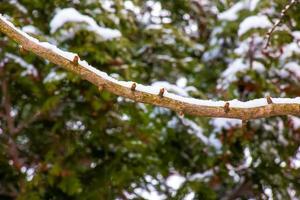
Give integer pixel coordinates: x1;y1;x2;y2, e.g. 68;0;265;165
0;16;300;120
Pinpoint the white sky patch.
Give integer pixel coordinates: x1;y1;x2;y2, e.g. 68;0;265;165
238;15;272;36
50;8;121;40
5;53;38;77
2;14;300;109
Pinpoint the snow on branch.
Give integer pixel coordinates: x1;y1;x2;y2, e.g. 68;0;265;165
0;14;300;120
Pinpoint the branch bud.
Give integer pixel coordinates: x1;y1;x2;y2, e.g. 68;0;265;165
98;84;104;92
159;88;165;98
224;102;230;113
131;83;136;91
19;45;28;55
72;55;79;65
266;96;273;104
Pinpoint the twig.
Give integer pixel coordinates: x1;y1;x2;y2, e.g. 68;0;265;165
264;0;298;49
222;177;254;200
13;110;42;134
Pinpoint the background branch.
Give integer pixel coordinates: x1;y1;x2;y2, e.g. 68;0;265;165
264;0;298;48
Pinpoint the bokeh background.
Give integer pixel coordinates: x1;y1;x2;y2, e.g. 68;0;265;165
1;0;300;199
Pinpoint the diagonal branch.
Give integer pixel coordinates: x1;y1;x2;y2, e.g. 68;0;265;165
13;110;42;134
0;14;300;120
264;0;298;49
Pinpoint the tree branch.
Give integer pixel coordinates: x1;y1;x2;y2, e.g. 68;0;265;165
264;0;298;49
0;14;300;120
13;110;42;135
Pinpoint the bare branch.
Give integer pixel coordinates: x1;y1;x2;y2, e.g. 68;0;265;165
264;0;298;49
222;178;254;200
0;15;300;120
13;110;42;134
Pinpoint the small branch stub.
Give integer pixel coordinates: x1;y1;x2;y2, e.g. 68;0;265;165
98;84;104;92
131;83;136;91
159;88;165;98
19;45;27;54
72;55;79;65
224;102;230;113
266;96;273;104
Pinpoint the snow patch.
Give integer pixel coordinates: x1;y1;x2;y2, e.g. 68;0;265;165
218;58;265;89
289;116;300;130
5;53;38;77
182;118;221;149
43;70;67;83
279;62;300;79
218;2;244;21
210;118;241;132
166;174;186;190
50;8;121;40
218;0;259;21
238;15;272;36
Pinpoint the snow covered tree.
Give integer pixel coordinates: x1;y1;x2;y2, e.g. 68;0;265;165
1;0;300;199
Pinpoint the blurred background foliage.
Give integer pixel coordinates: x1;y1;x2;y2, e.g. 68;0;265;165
1;0;300;199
